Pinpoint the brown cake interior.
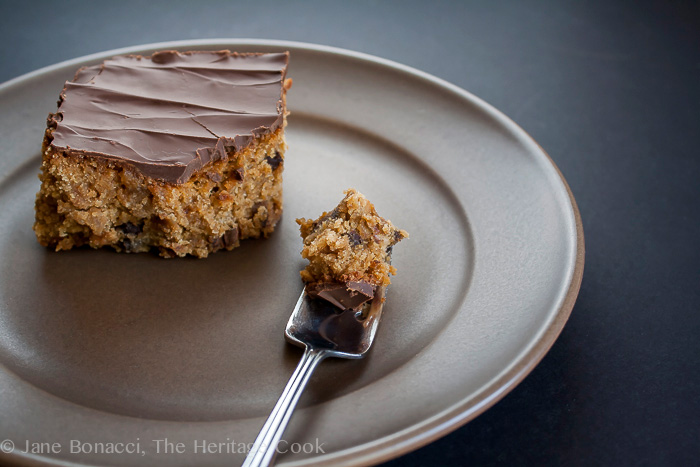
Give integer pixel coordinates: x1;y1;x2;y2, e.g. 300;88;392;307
35;128;285;258
297;189;408;288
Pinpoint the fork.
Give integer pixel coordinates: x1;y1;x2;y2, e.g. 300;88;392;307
241;285;387;467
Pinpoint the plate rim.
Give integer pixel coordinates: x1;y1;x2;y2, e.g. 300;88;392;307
0;39;584;467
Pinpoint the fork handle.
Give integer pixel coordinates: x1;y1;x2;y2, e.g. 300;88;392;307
242;347;327;467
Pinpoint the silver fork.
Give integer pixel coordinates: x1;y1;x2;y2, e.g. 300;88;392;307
242;285;387;467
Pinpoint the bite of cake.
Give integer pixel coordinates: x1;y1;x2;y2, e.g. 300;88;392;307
296;189;408;311
34;50;291;258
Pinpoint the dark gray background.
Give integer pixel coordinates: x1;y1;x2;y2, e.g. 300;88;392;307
2;1;699;465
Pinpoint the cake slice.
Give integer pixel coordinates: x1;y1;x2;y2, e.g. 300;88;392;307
34;50;291;258
296;189;408;311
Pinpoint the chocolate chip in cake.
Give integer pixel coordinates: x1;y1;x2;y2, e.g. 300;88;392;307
117;222;142;235
122;237;141;252
265;151;283;170
210;236;224;251
207;172;222;183
345;230;363;247
223;227;240;248
311;207;341;233
251;202;271;228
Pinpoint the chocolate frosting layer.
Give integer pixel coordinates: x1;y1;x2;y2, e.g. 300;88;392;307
306;281;376;311
49;50;289;184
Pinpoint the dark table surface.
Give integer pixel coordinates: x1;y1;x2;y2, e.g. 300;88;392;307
2;1;698;465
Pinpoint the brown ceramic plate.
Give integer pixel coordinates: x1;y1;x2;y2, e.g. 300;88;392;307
0;40;583;466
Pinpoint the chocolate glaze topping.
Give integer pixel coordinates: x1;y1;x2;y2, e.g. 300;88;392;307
306;280;376;311
48;50;289;184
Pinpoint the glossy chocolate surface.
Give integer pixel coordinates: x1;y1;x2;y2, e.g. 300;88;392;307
49;50;289;183
306;280;376;311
